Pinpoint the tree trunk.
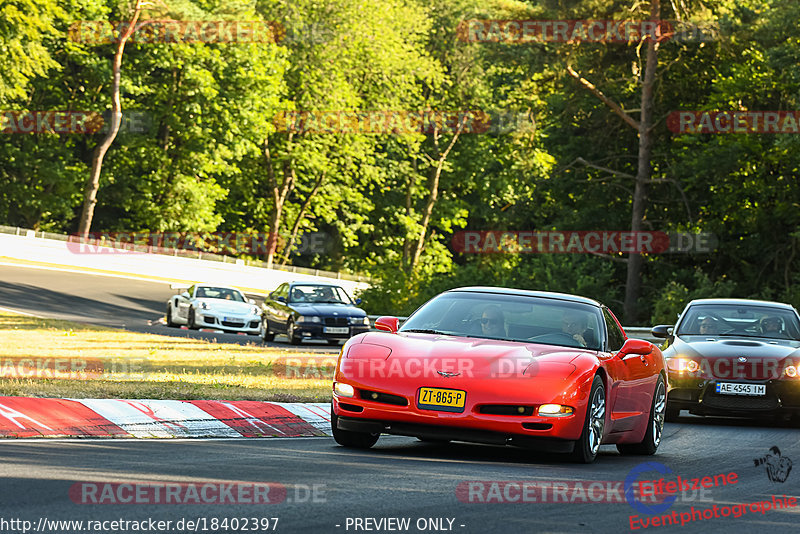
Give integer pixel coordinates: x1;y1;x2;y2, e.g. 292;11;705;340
407;120;466;272
623;0;660;323
78;9;142;238
279;171;325;268
263;134;296;268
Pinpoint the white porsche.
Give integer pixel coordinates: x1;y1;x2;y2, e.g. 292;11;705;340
166;283;261;335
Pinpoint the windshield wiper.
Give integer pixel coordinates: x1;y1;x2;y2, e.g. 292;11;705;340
402;329;449;335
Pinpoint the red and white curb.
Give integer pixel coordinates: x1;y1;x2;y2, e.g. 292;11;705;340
0;397;331;439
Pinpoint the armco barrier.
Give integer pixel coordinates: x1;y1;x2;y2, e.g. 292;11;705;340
0;225;369;283
0;225;368;295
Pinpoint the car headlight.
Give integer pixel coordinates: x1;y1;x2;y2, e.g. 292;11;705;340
200;302;210;310
349;316;370;326
667;357;699;373
297;315;321;323
538;404;574;417
334;382;355;397
251;306;261;315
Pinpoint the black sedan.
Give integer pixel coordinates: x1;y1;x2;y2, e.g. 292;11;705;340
260;282;370;345
652;298;800;421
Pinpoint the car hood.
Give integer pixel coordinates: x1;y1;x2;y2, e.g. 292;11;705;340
350;332;595;379
666;336;800;379
289;303;366;316
195;299;254;314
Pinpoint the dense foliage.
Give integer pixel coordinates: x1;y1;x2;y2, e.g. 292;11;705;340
1;0;798;324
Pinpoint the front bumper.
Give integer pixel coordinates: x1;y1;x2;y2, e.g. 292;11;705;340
335;414;575;453
331;379;587;444
667;372;800;415
198;312;261;334
295;324;370;341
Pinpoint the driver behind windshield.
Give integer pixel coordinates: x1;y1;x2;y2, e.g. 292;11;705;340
562;311;589;347
480;305;507;338
698;316;720;335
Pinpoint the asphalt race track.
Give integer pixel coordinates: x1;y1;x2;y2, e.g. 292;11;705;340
0;416;799;534
0;264;338;352
1;263;800;532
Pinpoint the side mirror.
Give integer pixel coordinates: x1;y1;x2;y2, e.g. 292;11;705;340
618;338;652;357
181;291;190;299
248;298;256;305
374;316;399;333
277;296;286;303
355;298;363;305
651;325;673;339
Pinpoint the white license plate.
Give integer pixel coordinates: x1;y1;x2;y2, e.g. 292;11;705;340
323;326;349;334
224;317;242;322
715;383;766;396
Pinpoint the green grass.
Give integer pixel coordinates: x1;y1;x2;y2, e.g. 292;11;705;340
0;313;337;402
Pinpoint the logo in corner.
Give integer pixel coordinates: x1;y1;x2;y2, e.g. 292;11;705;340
754;446;792;483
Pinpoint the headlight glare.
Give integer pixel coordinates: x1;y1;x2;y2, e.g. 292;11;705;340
538;404;574;417
334;382;355;397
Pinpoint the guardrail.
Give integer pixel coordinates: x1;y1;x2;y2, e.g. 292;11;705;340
0;224;370;283
367;315;659;343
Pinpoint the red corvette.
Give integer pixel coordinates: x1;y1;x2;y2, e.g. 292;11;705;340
331;287;667;462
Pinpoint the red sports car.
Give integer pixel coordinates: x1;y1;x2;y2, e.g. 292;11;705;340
331;287;667;462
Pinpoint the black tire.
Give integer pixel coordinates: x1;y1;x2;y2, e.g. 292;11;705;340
166;303;177;327
188;308;199;330
331;404;379;449
571;375;605;463
617;375;667;456
261;319;275;342
286;319;301;345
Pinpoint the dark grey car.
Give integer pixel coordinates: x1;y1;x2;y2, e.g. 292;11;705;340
652;298;800;421
260;282;370;345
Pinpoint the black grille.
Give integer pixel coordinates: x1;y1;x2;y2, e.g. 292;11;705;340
478;405;535;416
339;403;364;413
248;321;259;328
222;320;245;327
702;393;778;411
325;317;348;326
359;390;408;406
203;316;216;324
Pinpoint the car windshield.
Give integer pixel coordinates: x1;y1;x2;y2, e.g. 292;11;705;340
399;291;603;350
195;286;245;302
676;304;800;340
289;285;353;304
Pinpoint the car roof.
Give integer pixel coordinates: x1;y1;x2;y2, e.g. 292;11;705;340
447;286;602;307
686;298;797;311
288;281;343;288
196;284;242;291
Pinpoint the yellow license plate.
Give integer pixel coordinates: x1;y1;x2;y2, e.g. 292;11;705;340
418;387;466;413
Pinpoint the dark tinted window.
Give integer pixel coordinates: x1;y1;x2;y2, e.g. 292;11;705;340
603;308;625;351
400;291;603;349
